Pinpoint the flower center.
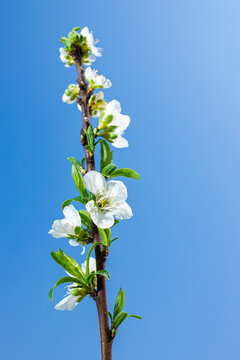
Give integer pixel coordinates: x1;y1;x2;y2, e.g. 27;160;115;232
95;191;114;210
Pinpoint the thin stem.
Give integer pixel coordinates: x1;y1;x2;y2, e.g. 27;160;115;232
74;52;113;360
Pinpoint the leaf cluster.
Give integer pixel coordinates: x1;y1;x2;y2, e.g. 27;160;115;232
108;288;142;336
100;140;140;180
49;246;110;301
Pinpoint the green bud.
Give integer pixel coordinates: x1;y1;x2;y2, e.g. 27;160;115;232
73;26;81;32
69;288;83;296
104;115;113;124
108;133;118;140
108;125;118;132
75;226;84;239
60;37;70;46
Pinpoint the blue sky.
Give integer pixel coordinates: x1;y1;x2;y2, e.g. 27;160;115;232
1;0;240;359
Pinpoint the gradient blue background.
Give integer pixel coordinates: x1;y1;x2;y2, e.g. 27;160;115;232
1;1;240;359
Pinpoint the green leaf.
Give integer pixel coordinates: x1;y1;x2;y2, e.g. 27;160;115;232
67;157;88;197
81;157;86;168
79;210;92;228
107;311;113;323
86;270;110;285
94;270;110;280
60;37;71;46
113;288;125;319
110;237;119;244
86;125;95;150
48;276;83;301
113;219;120;227
112;311;128;330
62;199;73;209
62;196;90;209
98;227;108;246
109;168;140;180
85;242;101;277
100;140;113;172
101;163;117;177
127;314;142;320
51;249;85;281
104;228;111;243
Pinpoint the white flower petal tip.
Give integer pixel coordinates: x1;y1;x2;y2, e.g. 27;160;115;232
83;172;132;229
49;205;81;239
54;295;78;311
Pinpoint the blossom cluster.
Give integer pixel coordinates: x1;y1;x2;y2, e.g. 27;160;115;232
59;26;130;149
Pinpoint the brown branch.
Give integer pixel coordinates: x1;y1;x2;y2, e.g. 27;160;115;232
74;50;113;360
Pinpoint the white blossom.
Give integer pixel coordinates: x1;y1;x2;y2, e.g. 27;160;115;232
85;67;111;89
83;171;133;229
55;257;96;311
100;100;130;148
62;93;75;104
59;47;74;67
48;205;84;249
81;27;102;58
62;84;79;104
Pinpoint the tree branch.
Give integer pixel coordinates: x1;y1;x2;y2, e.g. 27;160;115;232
74;51;113;360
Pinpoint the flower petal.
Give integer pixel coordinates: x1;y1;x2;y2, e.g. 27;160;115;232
113;201;133;220
111;114;130;130
69;239;79;247
54;295;78;311
106;180;128;202
83;171;106;195
106;100;121;114
112;135;129;148
63;205;81;227
81;257;96;274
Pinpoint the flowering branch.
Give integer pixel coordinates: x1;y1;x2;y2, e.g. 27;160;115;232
48;26;141;360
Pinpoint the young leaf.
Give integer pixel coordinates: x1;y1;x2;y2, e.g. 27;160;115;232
62;196;89;209
81;157;86;168
104;228;111;243
48;276;83;301
98;227;108;246
101;163;117;177
86;242;101;277
100;140;113;172
107;311;113;323
113;288;125;319
62;199;73;209
51;249;85;281
109;168;140;180
112;311;128;330
79;210;92;228
67;157;88;197
127;314;142;320
86;125;95;150
86;270;110;285
113;219;120;227
94;270;110;281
